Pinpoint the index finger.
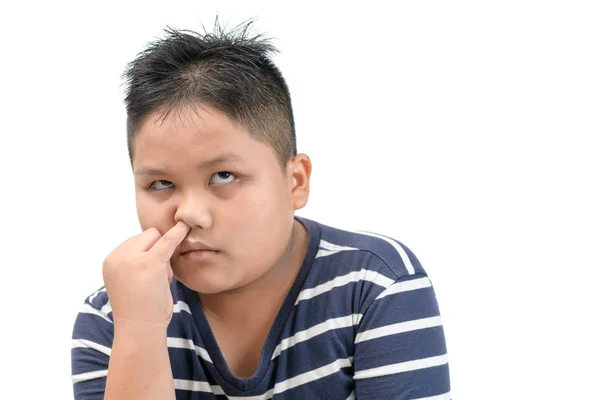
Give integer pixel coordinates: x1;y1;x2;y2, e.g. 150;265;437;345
150;221;190;260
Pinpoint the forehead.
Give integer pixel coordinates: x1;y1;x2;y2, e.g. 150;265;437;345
132;105;274;167
136;105;244;147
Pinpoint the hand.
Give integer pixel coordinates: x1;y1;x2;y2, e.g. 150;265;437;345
102;221;190;333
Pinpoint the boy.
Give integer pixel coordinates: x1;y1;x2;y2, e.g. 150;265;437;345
71;21;451;399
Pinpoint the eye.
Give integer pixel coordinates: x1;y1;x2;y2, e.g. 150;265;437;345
148;180;174;190
210;171;236;185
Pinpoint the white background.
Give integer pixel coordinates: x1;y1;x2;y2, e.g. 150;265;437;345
1;1;599;398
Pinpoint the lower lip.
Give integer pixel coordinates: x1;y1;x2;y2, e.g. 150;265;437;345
181;250;218;261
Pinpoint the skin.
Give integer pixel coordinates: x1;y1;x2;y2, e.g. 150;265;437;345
102;103;312;394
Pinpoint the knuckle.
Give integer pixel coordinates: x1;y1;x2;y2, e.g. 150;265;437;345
145;227;161;240
146;227;160;235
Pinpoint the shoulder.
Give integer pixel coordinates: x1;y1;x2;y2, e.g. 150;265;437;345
296;217;431;312
312;218;427;280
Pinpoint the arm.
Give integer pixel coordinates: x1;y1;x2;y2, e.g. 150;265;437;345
71;293;176;400
105;325;175;400
72;221;190;400
353;273;451;399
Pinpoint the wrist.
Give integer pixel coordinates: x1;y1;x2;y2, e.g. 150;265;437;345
114;321;169;342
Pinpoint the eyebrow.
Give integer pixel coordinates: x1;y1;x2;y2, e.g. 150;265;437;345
134;153;247;177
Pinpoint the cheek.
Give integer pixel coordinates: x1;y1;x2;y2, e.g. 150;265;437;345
136;195;175;232
238;180;290;222
231;182;292;246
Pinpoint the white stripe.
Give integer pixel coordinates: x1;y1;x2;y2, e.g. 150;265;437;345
355;316;443;343
316;240;359;259
79;301;189;325
100;300;112;317
167;337;212;363
376;277;431;299
86;287;106;304
72;339;112;356
320;239;359;252
354;354;448;380
227;390;274;400
316;248;338;258
72;369;108;383
272;357;353;396
80;303;113;324
271;314;362;360
348;229;416;275
173;379;224;394
346;390;356;400
173;301;191;314
412;391;452;400
295;269;394;305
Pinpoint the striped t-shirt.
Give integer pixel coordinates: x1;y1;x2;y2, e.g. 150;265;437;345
72;216;451;399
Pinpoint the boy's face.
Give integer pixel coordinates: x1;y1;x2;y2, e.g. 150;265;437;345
131;104;310;294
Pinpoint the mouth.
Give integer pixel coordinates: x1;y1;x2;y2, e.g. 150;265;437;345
179;249;219;260
180;249;217;255
179;240;217;254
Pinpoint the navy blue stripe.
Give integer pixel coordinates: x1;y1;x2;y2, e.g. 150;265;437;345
355;364;451;399
71;347;109;375
276;325;355;364
273;333;354;376
72;313;114;347
73;377;107;400
168;347;217;383
357;286;442;331
355;326;448;370
173;389;228;400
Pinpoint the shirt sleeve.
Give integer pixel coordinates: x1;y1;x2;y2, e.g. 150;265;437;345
353;273;451;400
71;287;113;400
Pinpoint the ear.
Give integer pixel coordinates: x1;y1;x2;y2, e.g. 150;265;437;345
287;153;312;210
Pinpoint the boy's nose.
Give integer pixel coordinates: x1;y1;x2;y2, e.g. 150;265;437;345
174;191;213;229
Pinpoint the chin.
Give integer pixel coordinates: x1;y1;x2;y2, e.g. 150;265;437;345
175;269;242;295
